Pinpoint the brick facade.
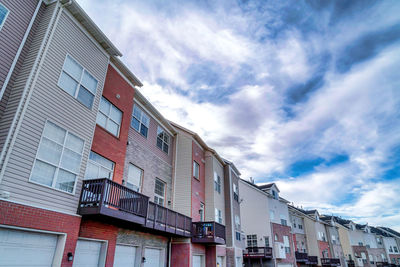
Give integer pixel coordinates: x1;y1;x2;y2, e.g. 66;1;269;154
318;240;331;258
352;246;370;267
0;200;81;267
272;222;296;265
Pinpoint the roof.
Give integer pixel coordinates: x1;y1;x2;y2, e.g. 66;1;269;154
370;226;391;237
111;57;142;87
223;159;241;176
356;224;367;230
61;0;122;56
378;227;400;238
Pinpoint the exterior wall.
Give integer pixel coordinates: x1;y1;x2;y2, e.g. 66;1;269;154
0;200;81;267
349;229;366;246
383;237;400;259
117;228;169;267
78;219;118;267
388;254;400;265
364;232;378;249
192;141;205;222
124;106;175;208
303;217;320;259
173;131;192;217
318;240;331;258
231;171;244;250
366;248;386;264
338;225;355;262
326;225;344;260
0;6;109;214
272;222;295;265
91;64;134;185
294;233;308;252
0;0;39;95
172;242;191;267
352;245;369;267
239;180;271;248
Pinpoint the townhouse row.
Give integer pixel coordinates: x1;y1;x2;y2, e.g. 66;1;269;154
238;180;400;267
0;1;244;266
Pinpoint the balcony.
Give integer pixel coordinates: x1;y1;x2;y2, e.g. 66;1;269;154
243;247;273;259
295;251;309;262
307;256;319;265
347;260;355;267
78;178;192;237
192;221;226;244
322;258;341;266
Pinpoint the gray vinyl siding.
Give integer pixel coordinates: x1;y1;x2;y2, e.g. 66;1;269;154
0;8;109;214
224;165;234;247
172;131;192;217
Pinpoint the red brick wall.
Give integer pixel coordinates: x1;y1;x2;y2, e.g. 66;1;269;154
206;246;217;267
78;218;118;267
171;243;191;267
352;246;370;267
389;254;400;265
192;141;205;221
0;200;81;267
91;64;135;185
318;241;331;258
272;222;295;264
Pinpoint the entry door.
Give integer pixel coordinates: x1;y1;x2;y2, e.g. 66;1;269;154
113;244;136;267
144;248;162;267
73;239;102;267
217;256;224;267
0;228;58;267
193;255;203;267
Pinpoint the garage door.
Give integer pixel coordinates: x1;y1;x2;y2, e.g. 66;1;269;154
0;228;58;267
193;255;203;267
144;248;162;267
113;244;136;267
73;239;102;267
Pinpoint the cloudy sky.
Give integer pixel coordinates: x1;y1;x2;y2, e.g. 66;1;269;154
78;0;400;230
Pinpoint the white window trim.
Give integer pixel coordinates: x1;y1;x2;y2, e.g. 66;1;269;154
57;53;98;109
193;160;200;180
154;178;166;206
0;3;9;31
156;126;170;154
97;97;122;137
126;163;143;192
28;120;85;195
85;151;115;180
131;104;150;137
214;172;221;194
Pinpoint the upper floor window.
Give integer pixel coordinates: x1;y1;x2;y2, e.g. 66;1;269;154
0;3;9;30
298;224;303;229
131;104;150;137
272;190;278;199
377;238;382;245
127;163;142;192
215;208;222;224
156;126;170;154
30;121;84;193
247;235;257;248
199;202;205;221
359;242;364;246
236;231;241;241
280;215;287;226
394;246;399;253
154;178;166;206
96;97;122;137
233;183;239;201
235;215;241;229
264;236;270;247
193;161;200;180
58;55;98;109
85;151;114;180
214;172;221;193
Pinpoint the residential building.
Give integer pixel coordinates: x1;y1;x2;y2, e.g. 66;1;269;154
239;179;274;267
378;227;400;266
332;217;356;267
320;216;346;267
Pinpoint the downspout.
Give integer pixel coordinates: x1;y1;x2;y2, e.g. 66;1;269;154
167;236;172;267
0;0;43;101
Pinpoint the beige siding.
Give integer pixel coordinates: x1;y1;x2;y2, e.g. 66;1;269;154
338;225;354;262
304;217;320;258
173;132;192;217
0;8;109;214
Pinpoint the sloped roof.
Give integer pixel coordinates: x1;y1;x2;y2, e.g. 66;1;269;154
379;227;400;238
370;226;391;237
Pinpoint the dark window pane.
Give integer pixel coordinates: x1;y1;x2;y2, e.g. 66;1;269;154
140;124;148;137
77;86;94;108
131;117;140;131
163;144;169;153
157;137;163;149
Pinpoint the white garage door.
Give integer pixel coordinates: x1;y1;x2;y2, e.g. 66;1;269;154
73;239;102;267
193;255;203;267
217;256;224;267
0;228;58;267
113;244;136;267
144;248;162;267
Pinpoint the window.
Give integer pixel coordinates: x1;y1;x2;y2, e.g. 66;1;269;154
193;161;200;180
85;151;114;180
199;203;205;221
235;215;241;229
389;246;393;253
270;210;275;220
394;246;399;253
127;164;142;192
264;237;270;247
359;242;364;246
377;238;382;245
96;97;122;137
247;235;257;248
154;179;166;206
58;55;98;108
298;224;303;230
236;231;241;241
156;126;170;154
30;121;84;193
272;190;278;199
280;215;287;226
214;172;221;193
233;183;239;201
274;234;278;241
332;235;336;244
283;236;290;254
293;221;297;228
131;104;150;137
369;255;374;264
215;208;222;224
0;3;9;30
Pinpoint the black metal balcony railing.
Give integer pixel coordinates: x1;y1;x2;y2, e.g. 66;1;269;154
307;256;319;265
192;221;226;244
322;258;341;266
295;251;309;262
78;178;192;237
243;247;273;259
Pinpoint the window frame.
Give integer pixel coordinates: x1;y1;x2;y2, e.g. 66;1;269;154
214;172;221;194
0;3;9;31
199;202;205;221
85;151;115;180
96;96;122;137
247;234;257;248
233;183;239;201
156;126;170;154
154;178;166;206
29;120;85;195
126;163;143;192
57;54;98;109
131;104;150;138
215;208;222;224
193;160;200;180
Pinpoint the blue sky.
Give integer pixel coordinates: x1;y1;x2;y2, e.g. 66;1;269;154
78;0;400;230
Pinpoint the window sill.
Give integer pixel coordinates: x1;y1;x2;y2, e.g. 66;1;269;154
28;179;77;196
131;126;148;139
96;124;120;140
